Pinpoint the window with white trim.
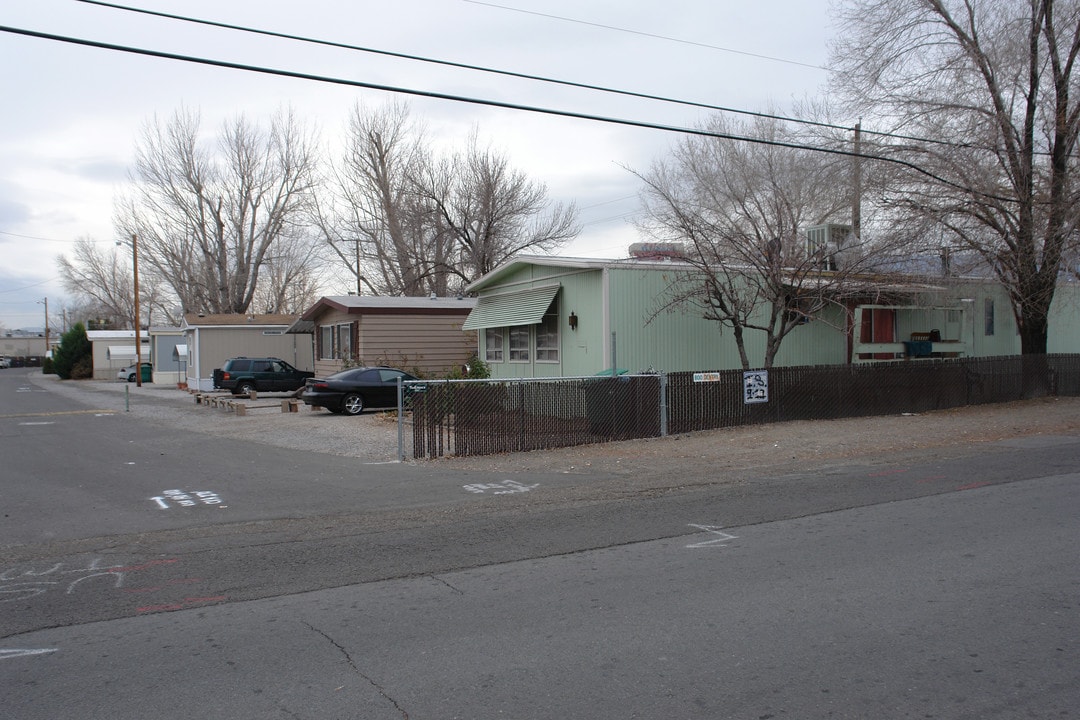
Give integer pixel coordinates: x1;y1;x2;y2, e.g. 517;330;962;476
535;304;559;362
509;326;530;362
485;327;504;363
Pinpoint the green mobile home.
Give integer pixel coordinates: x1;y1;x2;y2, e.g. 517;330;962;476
463;255;1080;379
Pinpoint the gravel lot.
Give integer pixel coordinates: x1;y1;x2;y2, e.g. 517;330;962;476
29;372;404;462
29;371;1080;476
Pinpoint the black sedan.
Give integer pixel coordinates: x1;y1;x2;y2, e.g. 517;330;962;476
301;366;419;415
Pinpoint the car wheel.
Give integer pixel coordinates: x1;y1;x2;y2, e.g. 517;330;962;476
235;381;256;396
342;393;365;416
127;374;136;382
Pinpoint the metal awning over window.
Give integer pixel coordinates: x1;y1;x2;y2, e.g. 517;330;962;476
462;284;560;331
106;345;148;361
173;344;188;361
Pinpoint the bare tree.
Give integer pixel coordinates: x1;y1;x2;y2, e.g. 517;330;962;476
313;101;447;296
318;105;578;296
115;106;319;315
635;113;883;369
830;0;1080;355
416;132;580;287
57;237;179;328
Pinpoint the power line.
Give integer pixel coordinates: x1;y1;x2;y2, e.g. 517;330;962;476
0;277;55;294
77;0;971;151
461;0;826;70
78;0;848;135
0;229;94;243
0;24;1019;203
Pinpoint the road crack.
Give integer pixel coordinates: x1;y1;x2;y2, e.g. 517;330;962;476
430;575;464;594
304;622;409;719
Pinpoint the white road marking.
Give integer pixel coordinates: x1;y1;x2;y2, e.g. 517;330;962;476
0;648;58;660
686;524;738;548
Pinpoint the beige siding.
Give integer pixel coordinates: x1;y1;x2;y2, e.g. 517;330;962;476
307;303;476;378
188;327;314;389
359;315;476;376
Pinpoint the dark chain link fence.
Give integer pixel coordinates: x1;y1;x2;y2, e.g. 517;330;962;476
405;354;1080;459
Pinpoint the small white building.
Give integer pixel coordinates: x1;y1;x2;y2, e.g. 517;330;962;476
87;330;152;380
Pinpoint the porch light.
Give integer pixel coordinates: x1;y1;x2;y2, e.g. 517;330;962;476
568;312;578;330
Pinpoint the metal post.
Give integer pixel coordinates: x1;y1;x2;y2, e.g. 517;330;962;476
132;234;143;387
610;331;617;377
125;384;130;412
397;377;404;462
659;371;668;437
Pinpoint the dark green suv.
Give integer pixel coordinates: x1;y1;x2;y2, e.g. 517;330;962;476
212;357;314;395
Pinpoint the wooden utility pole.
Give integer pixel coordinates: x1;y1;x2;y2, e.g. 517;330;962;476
852;121;862;239
41;297;49;362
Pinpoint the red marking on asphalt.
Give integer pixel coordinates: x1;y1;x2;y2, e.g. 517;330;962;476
136;603;185;613
957;481;991;491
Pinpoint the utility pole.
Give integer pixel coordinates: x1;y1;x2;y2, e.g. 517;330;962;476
360;234;369;295
852;120;862;239
40;297;49;362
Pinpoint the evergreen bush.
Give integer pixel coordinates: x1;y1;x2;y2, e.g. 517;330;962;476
51;323;92;380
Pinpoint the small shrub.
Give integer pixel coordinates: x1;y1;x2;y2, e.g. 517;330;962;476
71;355;94;380
445;355;490;380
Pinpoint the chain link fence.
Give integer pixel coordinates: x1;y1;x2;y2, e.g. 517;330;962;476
404;354;1080;460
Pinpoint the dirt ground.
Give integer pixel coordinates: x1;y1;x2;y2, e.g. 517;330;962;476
441;395;1080;478
27;373;1080;478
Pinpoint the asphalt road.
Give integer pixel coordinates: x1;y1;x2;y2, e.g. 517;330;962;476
1;367;1077;718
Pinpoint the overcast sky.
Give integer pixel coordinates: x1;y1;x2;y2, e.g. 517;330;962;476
0;0;835;329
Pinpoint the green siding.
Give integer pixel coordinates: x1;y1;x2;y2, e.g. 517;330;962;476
476;259;1080;379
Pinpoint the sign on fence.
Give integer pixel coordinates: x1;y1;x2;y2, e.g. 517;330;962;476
743;370;768;404
692;372;721;383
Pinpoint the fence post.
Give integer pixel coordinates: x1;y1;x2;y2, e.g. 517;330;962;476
518;380;526;452
659;372;668;437
397;377;404;462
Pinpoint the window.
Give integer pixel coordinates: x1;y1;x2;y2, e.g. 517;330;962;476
337;323;353;360
984;298;995;336
536;305;559;362
320;326;334;360
485;327;504;363
320;323;354;360
509;326;530;362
